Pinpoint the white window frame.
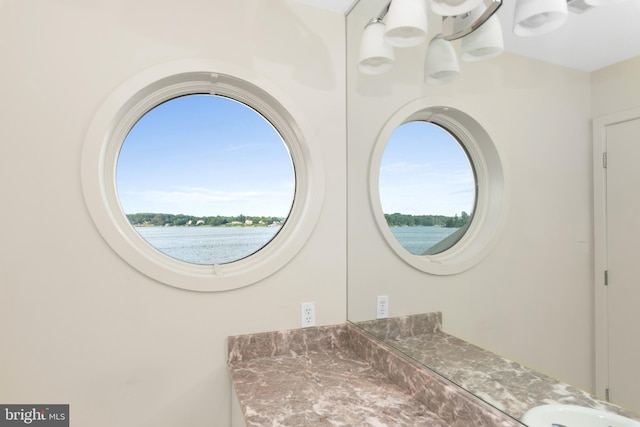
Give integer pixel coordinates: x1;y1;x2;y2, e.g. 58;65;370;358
369;99;506;275
81;60;324;291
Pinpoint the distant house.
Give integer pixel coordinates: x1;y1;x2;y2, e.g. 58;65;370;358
245;220;253;225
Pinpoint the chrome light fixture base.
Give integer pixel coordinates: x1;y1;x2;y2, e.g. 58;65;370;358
442;0;502;40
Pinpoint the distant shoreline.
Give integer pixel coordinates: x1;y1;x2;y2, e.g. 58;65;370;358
127;211;470;229
135;223;281;228
126;213;285;228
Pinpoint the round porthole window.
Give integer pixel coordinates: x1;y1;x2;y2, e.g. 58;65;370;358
370;101;505;275
81;60;324;291
379;121;477;256
116;94;294;266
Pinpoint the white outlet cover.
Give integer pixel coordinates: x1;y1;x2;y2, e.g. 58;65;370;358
301;302;315;328
376;295;389;319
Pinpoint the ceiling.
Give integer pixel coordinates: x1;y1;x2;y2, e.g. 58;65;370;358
292;0;358;13
498;0;640;71
295;0;640;72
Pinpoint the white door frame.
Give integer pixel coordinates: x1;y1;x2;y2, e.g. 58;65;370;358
593;106;640;400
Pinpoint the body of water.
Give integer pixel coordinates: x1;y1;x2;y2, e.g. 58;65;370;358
389;226;459;255
135;225;458;264
136;226;281;265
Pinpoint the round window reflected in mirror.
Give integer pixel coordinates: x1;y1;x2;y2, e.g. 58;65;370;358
379;121;477;255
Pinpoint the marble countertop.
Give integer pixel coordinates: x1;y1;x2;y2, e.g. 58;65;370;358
228;323;521;427
229;344;447;426
356;312;640;422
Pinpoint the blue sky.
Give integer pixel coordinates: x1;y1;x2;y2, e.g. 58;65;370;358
116;95;295;218
379;121;476;217
117;95;474;219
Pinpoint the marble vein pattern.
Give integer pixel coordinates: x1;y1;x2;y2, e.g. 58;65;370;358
228;324;351;362
228;324;449;426
347;325;522;427
228;323;524;426
355;314;640;422
356;312;442;342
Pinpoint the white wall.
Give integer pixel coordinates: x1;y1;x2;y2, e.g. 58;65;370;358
347;4;596;392
592;55;640;118
0;1;346;426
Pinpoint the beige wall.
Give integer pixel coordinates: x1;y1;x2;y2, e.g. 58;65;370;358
347;4;595;392
0;1;346;426
592;55;640;118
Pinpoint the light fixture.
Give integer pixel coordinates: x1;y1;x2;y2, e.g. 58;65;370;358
442;0;502;40
384;0;428;47
424;34;460;84
513;0;568;36
461;14;503;61
357;18;395;75
357;0;503;83
357;0;624;84
431;0;484;16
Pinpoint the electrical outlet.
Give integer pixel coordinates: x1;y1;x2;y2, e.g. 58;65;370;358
301;302;315;328
377;295;389;319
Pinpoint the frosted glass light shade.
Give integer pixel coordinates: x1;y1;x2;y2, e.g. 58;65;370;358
461;15;504;61
585;0;628;5
358;19;395;75
431;0;484;16
424;35;460;84
513;0;568;36
384;0;428;47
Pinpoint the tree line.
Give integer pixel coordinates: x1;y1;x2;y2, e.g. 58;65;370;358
384;211;470;228
127;211;470;228
126;213;285;227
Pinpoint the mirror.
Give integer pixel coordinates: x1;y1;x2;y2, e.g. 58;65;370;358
346;0;640;423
